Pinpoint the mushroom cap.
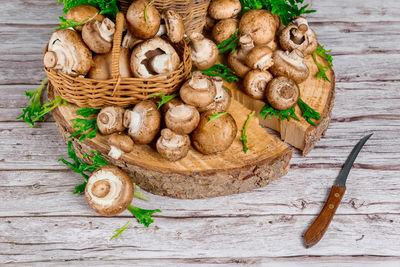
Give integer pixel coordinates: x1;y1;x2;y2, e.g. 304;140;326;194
109;133;135;153
269;50;310;84
97;106;126;135
198;76;231;113
162;10;185;43
156;128;191;161
126;0;161;39
82;18;115;54
239;9;277;45
245;45;274;71
228;51;251;78
130;37;180;78
208;0;241;20
122;31;144;50
204;16;217;32
191;111;238;155
85;165;134;216
123;101;161;144
212;18;239;44
45;29;92;76
180;71;217;108
189;33;219;70
266;76;300;110
292;16;318;56
165;104;200;135
243;70;273;100
160;97;184;113
65;5;105;31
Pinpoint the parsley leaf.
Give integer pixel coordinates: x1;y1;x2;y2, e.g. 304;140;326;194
207;111;229;124
134;183;149;201
110;221;131;241
57;13;96;30
240;111;255;153
260;103;299;121
201;64;239;83
144;0;155;22
297;98;321;126
57;0;119;19
151;94;177;109
127;206;161;227
69;108;100;142
16;78;66;127
312;46;333;82
315;45;333;66
217;29;240;54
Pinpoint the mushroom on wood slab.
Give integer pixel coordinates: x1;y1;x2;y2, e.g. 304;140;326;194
108;133;134;160
97;106;126;135
266;76;300;110
156;128;191;161
180;71;217;108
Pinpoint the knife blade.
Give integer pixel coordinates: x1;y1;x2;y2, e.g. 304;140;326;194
303;133;373;248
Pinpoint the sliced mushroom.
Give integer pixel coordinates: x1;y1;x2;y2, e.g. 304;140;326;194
160;97;184;114
269;50;310;84
212;18;238;44
243;70;273;100
44;29;92;76
97;106;126;135
156;128;191;161
238;9;277;45
130;37;180;78
198;76;231;113
188;33;219;70
228;34;254;78
66;5;105;32
123;101;161;144
108;133;135;160
266;76;300;110
88;47;133;79
208;0;241;20
180;71;217;108
162;10;185;43
165;104;200;135
85;165;134;216
245;45;274;71
191;111;237;155
82;18;115;54
126;0;161;39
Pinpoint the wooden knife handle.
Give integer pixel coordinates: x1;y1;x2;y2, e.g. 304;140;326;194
304;185;346;248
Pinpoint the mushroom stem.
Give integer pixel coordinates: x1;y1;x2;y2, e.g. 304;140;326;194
108;145;123;160
149;54;174;74
156;24;167;36
122;31;143;49
189;33;205;53
237;35;254;60
124;110;143;136
291;24;308;45
189;72;210;89
98;18;115;42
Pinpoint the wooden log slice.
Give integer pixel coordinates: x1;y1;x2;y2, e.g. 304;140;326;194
227;53;335;156
48;84;292;199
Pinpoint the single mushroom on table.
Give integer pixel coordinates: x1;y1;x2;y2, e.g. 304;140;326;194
198;76;231;113
238;9;277;46
243;70;273;100
108;133;135;160
266;76;300;111
188;33;219;70
245;45;274;71
44;29;92;76
124;101;161;144
126;0;161;39
165;104;200;135
180;71;217;108
162;9;185;43
97;106;126;135
130;37;180;78
208;0;242;20
85;165;134;216
212;18;238;45
65;5;105;32
191;111;238;155
82;18;115;54
228;34;254;78
156;128;191;161
269;49;310;84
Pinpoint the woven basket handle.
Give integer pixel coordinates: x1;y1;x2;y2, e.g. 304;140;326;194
111;12;125;79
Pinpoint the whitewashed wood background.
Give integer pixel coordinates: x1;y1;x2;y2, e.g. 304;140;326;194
1;0;400;266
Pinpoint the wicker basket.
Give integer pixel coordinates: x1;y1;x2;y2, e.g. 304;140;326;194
45;10;192;108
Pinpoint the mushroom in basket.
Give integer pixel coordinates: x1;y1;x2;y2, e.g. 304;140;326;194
82;18;116;54
126;0;161;40
65;5;105;32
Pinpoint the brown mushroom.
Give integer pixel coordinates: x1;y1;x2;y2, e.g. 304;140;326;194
269;49;310;84
65;5;105;32
204;16;217;32
208;0;241;20
266;76;300;110
165;104;200;135
212;18;238;44
123;101;161;144
108;133;135;160
126;0;161;39
88;47;133;79
122;31;144;50
245;45;274;71
238;9;277;45
160;98;184;114
44;29;92;76
162;10;185;43
228;34;254;78
188;33;219;70
82;18;115;54
97;106;126;135
243;70;273;100
156;128;191;161
191;111;237;155
130;37;180;78
85;165;134;216
198;76;231;113
180;71;217;108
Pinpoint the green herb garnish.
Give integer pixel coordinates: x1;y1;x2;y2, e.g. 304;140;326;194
57;12;97;30
110;221;132;241
217;29;240;54
127;206;161;227
260;103;299;121
16;78;66;127
144;0;155;22
134;183;149;201
151;94;177;109
297;98;321;126
57;0;119;19
201;64;239;83
313;45;333;82
207;111;229;125
240;111;255;153
69;108;100;142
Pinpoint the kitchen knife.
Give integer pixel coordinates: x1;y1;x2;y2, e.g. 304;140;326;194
303;133;373;248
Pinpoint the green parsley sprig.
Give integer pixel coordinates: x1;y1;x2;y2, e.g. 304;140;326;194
313;45;333;82
260;103;299;121
110;221;132;241
144;0;155;22
240;111;255;153
57;0;119;19
57;12;98;30
207;111;229;124
297;98;321;126
201;64;239;83
69;108;100;142
217;29;240;54
127;206;161;227
151;94;177;109
134;183;149;201
17;78;66;127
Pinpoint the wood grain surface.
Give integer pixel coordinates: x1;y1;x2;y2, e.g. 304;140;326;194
1;0;400;265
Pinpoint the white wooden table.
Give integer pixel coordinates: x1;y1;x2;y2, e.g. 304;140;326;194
1;0;400;265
